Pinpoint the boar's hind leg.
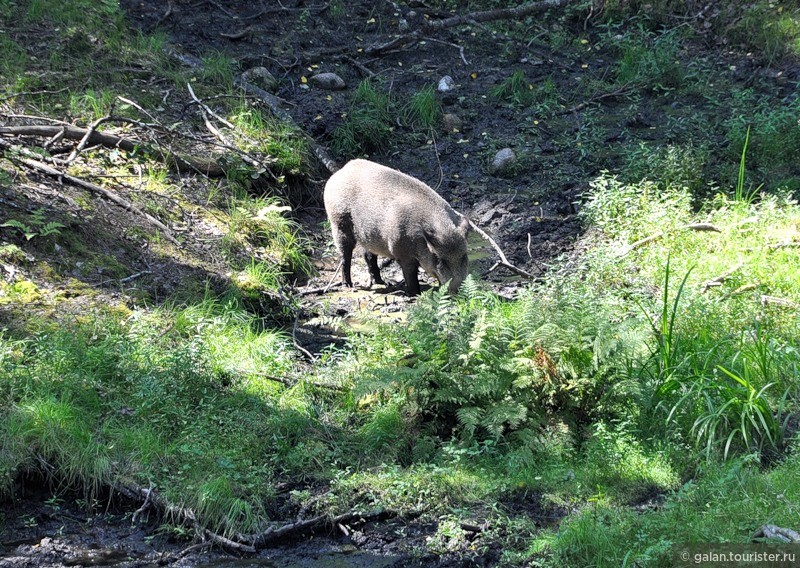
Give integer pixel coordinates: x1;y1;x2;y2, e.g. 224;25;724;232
364;252;385;286
399;259;421;296
331;222;356;288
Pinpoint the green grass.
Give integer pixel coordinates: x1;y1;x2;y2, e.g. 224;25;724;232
490;70;535;107
403;85;442;130
602;1;800;61
331;78;394;157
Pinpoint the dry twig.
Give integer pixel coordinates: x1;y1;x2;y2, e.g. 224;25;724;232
468;219;534;279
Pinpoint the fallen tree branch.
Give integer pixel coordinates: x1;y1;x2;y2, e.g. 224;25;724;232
64;115;111;165
235;77;340;174
616;231;664;258
768;241;800;250
700;262;744;293
0;139;180;245
753;524;800;543
683;222;721;232
116;482;256;554
560;82;636;115
185;83;279;179
761;295;800;310
423;0;575;29
0;124;224;176
723;283;761;298
163;46;339;175
468;219;535;279
249;509;396;549
117;480;394;553
422;37;469;66
293;315;318;362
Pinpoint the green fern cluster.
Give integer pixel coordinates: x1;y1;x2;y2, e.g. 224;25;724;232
1;209;65;241
359;279;645;442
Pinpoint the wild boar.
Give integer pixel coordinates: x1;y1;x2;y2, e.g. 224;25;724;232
324;159;470;296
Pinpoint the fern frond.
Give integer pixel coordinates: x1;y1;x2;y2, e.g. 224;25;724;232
456;406;484;435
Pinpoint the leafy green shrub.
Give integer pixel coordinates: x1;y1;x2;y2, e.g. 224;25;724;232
356;278;644;442
223;197;313;281
623;141;709;197
726;91;800;177
602;1;800;61
613;28;683;89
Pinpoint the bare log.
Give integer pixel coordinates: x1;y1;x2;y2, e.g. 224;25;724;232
753;524;800;543
424;0;575;30
0;124;223;176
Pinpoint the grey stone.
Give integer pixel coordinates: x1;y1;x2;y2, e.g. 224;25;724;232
241;67;278;92
437;75;455;93
442;113;463;133
310;72;346;90
489;148;516;175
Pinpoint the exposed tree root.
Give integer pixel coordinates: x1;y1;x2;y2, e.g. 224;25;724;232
115;481;395;554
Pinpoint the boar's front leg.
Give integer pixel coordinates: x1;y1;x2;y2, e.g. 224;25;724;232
364;252;385;287
399;259;421;296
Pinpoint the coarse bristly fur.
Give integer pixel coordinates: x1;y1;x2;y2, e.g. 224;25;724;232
324;159;470;296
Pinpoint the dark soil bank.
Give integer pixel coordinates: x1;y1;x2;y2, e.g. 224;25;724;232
1;481;498;567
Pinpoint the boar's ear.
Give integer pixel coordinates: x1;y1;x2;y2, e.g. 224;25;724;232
422;229;441;255
457;215;471;236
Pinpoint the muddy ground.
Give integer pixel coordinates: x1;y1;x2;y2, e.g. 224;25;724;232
3;0;799;566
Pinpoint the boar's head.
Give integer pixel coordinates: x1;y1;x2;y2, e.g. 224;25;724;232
420;215;470;295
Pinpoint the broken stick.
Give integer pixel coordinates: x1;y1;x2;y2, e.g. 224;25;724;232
468;219;534;279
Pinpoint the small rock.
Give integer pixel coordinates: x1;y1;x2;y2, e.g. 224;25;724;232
442;113;463;132
398;18;409;32
489;147;516;175
437;75;455;93
241;67;278;92
310;72;346;90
